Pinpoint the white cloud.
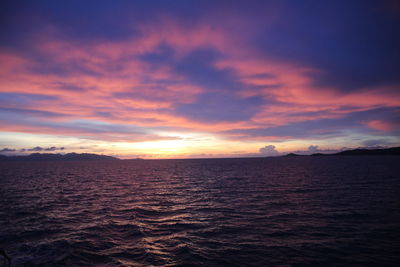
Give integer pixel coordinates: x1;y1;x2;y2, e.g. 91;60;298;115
259;145;280;156
308;145;319;153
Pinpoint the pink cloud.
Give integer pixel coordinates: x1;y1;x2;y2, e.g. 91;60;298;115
214;57;400;128
1;17;399;144
367;120;399;132
0;19;254;137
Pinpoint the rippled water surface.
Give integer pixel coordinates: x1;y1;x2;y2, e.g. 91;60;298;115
1;156;400;266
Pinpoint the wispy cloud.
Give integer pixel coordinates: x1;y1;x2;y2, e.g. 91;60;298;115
1;146;66;153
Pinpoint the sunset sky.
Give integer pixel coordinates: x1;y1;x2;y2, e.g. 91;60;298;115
0;0;399;158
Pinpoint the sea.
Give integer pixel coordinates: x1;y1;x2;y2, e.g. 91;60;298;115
0;156;399;266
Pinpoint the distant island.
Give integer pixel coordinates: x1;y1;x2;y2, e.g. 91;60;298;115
0;153;119;161
0;147;399;161
284;147;400;157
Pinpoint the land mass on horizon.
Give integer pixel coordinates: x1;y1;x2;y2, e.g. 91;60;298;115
0;147;399;161
284;147;400;157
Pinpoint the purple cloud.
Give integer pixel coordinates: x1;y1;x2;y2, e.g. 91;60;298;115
0;148;16;153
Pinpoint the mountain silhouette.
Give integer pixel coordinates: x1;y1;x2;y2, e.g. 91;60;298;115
334;147;400;156
284;147;400;157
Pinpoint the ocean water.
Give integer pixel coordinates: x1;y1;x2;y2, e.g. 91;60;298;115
0;156;399;266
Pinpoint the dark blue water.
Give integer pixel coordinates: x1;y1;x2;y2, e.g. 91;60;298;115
1;156;400;266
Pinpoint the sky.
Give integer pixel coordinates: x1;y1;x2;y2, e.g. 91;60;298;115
0;0;399;158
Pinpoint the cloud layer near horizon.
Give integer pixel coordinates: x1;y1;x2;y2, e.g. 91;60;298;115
0;1;399;157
